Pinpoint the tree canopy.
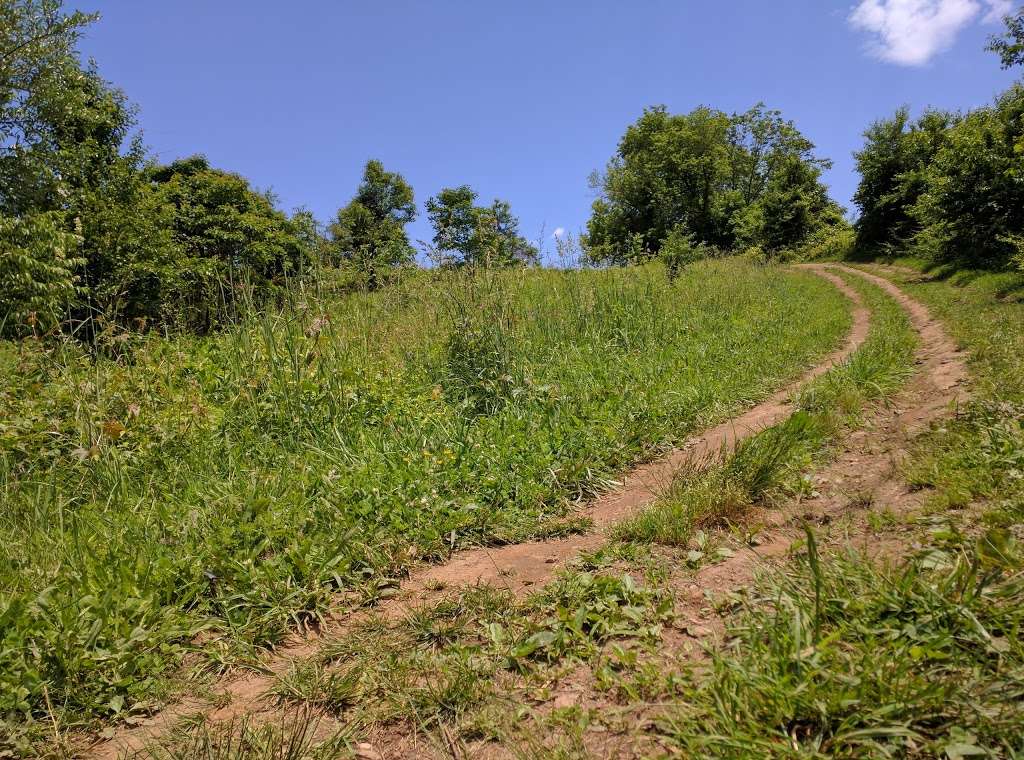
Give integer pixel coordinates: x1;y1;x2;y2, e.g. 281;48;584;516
328;159;417;287
426;186;538;268
852;85;1024;270
987;5;1024;69
0;1;313;335
584;104;841;265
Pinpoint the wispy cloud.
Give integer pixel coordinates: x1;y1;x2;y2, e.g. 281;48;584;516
553;227;565;238
849;0;1011;66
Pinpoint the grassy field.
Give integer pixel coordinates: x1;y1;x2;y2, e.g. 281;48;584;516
0;259;851;742
118;269;922;759
156;264;1024;759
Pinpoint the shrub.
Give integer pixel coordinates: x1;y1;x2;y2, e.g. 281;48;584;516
659;226;705;279
792;222;855;261
0;212;83;337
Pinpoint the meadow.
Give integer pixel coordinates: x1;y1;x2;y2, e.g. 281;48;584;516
0;259;850;732
181;263;1024;760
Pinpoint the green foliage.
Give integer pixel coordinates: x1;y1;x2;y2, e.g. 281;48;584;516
426;186;538;268
789;218;855;261
911;86;1024;270
0;1;97;200
852;108;955;253
658;226;707;280
0;211;83;335
0;3;315;337
509;572;672;665
987;5;1024;69
142;156;309;330
754;155;838;253
852;72;1024;270
329;159;416;289
584;103;839;264
0;260;850;734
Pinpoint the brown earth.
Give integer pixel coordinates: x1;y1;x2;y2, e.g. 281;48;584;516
82;263;965;759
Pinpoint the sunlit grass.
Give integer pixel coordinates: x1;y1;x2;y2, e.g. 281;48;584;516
0;258;850;739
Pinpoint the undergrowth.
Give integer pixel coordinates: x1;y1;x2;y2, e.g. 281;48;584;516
0;259;850;749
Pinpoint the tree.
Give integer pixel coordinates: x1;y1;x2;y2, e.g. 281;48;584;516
328;160;416;287
1;1;96;172
143;155;308;329
911;85;1024;269
0;1;160;333
852;108;955;253
988;5;1024;69
426;186;537;267
584;104;835;264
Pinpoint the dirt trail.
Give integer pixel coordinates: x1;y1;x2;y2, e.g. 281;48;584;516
84;265;875;759
655;261;969;666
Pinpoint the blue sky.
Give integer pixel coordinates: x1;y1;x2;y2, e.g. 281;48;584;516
79;1;1019;260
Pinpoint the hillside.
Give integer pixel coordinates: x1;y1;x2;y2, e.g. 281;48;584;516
4;2;1024;758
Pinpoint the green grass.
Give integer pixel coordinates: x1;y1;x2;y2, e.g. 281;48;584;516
661;524;1024;758
129;709;350;760
613;270;917;547
0;259;851;746
107;263;1024;759
656;264;1024;758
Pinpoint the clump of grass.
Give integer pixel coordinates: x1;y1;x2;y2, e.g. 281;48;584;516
505;571;674;666
661;525;1024;758
132;710;347;760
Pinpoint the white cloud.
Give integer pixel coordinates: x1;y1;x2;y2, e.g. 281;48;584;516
553;227;565;238
849;0;1010;66
983;0;1012;21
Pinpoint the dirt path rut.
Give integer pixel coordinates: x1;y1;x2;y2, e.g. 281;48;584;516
667;262;968;652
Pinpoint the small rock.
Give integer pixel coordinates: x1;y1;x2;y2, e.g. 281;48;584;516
355;743;383;760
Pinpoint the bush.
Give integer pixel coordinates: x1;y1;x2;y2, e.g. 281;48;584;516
792;222;855;261
659;226;706;279
910;85;1024;270
0;212;83;337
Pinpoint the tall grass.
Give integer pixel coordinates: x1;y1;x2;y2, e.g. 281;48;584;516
0;259;850;740
663;527;1024;758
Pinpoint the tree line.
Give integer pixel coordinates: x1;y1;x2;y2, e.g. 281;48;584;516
5;1;1023;341
0;1;536;338
851;7;1024;270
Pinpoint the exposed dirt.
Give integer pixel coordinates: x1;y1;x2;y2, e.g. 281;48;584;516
82;264;932;760
664;264;968;647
